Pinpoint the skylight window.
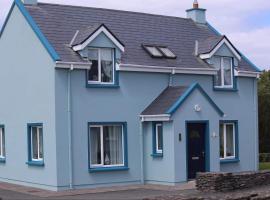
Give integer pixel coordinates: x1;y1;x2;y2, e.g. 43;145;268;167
158;47;176;58
142;44;176;59
144;46;163;57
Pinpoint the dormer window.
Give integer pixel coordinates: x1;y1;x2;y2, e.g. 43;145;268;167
87;48;114;84
213;56;233;88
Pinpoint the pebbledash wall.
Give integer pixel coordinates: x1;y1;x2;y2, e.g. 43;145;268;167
0;3;258;191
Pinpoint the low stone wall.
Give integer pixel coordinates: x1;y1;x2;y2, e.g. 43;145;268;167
196;171;270;192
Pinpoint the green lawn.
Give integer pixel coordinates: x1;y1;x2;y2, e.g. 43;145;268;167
259;162;270;170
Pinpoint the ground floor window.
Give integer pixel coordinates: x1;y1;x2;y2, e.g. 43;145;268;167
152;122;163;156
27;124;44;164
220;121;238;160
89;123;127;169
0;126;5;159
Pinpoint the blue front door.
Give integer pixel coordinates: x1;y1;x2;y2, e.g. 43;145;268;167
187;122;206;179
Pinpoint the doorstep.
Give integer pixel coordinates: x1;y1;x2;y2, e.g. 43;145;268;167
0;181;196;198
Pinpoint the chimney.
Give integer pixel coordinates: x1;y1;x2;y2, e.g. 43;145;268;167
186;0;206;24
22;0;38;5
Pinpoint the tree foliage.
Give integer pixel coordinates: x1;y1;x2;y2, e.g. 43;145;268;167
259;70;270;153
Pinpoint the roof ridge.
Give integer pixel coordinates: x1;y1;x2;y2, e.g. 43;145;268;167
34;2;191;21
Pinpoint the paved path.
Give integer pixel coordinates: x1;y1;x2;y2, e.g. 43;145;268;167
0;182;196;200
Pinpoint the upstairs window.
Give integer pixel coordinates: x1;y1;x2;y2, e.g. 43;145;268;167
213;56;233;88
0;126;5;160
87;48;114;84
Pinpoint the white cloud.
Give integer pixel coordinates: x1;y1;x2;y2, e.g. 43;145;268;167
0;0;269;69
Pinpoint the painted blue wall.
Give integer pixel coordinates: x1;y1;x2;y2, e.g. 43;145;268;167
0;5;58;190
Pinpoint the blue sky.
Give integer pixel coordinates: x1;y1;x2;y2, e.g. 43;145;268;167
0;0;269;70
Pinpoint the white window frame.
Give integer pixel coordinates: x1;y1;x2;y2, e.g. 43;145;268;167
31;126;43;162
214;57;233;89
220;123;236;160
0;127;5;159
89;125;125;168
155;123;163;154
87;48;115;85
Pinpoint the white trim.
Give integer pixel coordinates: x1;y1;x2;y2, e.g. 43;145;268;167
72;26;125;52
69;30;79;47
118;64;218;75
55;61;92;70
235;70;260;78
89;124;125;168
155;124;163;154
140;114;171;122
200;38;242;61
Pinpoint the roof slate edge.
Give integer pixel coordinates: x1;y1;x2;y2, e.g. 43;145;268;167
14;0;60;61
206;22;261;72
166;83;224;117
72;23;125;48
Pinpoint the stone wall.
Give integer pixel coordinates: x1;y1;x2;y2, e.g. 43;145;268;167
196;171;270;192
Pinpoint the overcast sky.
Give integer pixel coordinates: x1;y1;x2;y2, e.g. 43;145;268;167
0;0;269;70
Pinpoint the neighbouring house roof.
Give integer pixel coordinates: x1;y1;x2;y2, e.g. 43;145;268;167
15;1;259;72
141;83;224;117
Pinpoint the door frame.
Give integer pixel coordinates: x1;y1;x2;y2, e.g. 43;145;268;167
185;120;210;181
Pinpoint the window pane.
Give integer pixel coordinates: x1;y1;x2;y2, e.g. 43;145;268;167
32;127;38;160
223;58;232;86
146;46;163;57
159;47;176;58
2;130;5;157
157;125;162;151
101;49;113;83
88;49;99;81
0;128;2;156
38;128;43;159
220;124;224;158
226;124;235;157
213;57;222;86
90;127;102;165
103;125;123;165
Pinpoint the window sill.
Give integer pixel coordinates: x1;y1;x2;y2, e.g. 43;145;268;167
86;83;120;88
151;153;163;158
220;158;239;164
213;87;238;92
89;166;129;173
0;158;6;163
26;161;45;167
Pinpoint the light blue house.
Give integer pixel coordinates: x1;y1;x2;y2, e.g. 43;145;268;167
0;0;260;191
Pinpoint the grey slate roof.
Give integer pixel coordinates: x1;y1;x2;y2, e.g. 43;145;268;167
71;24;102;46
197;35;223;54
25;3;257;72
141;86;188;115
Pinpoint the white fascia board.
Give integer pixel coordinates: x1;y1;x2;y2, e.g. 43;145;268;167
72;26;125;52
140;114;171;122
235;70;260;78
118;64;218;75
200;38;242;61
55;61;92;70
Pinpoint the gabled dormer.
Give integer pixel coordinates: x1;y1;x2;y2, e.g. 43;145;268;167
196;36;242;91
70;24;125;88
